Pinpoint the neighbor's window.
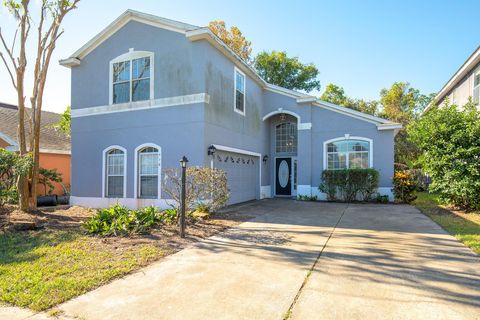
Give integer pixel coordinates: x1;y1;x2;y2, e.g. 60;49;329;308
112;55;151;104
234;68;245;114
106;149;125;197
474;68;480;105
138;147;159;198
276;122;297;153
327;139;370;170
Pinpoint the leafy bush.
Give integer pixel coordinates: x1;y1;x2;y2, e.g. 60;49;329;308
163;167;229;213
38;168;63;195
0;149;33;206
319;168;379;202
83;205;177;236
297;195;318;201
408;101;480;210
376;194;389;203
392;171;417;203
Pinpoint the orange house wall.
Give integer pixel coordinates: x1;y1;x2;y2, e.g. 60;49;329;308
38;153;71;195
0;138;10;148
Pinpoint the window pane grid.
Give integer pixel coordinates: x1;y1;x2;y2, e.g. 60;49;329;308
138;148;159;198
112;56;151;104
235;70;245;112
326;140;370;170
106;149;124;197
276;123;297;153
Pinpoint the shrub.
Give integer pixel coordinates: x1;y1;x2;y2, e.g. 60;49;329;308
408;101;480;210
163;167;229;213
83;205;176;236
319;168;379;202
297;195;318;201
0;149;33;206
392;171;417;203
38;168;63;195
376;194;389;203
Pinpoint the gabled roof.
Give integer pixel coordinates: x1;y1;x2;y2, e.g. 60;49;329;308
425;45;480;112
60;9;400;131
0;103;71;153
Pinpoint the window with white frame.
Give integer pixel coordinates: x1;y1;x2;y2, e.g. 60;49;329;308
326;139;370;170
474;68;480;105
105;149;125;197
276;122;297;153
234;68;245;114
111;51;152;104
138;146;159;198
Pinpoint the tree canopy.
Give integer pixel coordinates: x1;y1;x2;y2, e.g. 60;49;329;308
320;83;378;115
209;20;252;62
254;51;321;92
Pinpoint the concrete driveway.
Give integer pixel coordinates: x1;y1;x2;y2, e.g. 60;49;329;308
48;200;480;319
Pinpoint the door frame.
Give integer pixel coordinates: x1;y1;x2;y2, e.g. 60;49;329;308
274;156;297;197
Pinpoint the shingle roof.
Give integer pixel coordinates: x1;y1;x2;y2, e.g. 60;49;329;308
0;103;70;152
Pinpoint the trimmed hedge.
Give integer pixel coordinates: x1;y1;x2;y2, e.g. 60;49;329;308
319;168;380;202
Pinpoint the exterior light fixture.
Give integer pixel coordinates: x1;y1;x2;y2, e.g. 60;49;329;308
207;145;217;156
263;155;269;163
280;113;286;121
179;155;189;238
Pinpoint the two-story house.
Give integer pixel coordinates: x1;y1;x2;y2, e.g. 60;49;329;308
60;10;401;209
427;46;480;109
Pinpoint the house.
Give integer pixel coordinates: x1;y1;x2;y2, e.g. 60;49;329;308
60;10;401;209
427;46;480;110
0;102;71;195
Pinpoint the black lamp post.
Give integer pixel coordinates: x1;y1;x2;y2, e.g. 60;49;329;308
179;155;189;238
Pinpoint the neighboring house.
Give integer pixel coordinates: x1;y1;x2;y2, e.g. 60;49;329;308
0;102;71;196
60;10;401;209
427;46;480;110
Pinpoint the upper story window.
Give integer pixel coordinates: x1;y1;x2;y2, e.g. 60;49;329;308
110;50;154;105
325;138;371;170
276;122;297;153
234;67;246;115
104;147;126;198
474;67;480;105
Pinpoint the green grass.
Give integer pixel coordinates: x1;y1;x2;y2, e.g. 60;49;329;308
415;192;480;255
0;229;163;311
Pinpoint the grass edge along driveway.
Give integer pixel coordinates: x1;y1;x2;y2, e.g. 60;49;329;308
415;192;480;255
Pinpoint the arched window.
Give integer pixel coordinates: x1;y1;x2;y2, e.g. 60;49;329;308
276;122;297;153
137;146;160;198
105;148;126;198
110;50;154;105
325;138;372;170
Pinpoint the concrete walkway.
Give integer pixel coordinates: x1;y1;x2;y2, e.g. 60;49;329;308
5;200;479;319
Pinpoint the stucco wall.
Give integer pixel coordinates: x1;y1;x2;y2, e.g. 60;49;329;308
38;153;71;195
442;60;480;107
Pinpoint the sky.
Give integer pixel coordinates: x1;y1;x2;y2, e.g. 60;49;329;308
0;0;479;113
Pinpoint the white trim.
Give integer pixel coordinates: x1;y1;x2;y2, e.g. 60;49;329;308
260;185;271;199
70;196;175;210
134;143;162;200
296;96;317;104
60;10;198;66
323;136;373;170
298;123;312;130
234;67;246;116
211;144;261;201
0;131;18;147
102;145;127;198
39;149;71;155
109;50;154;105
315;100;392;124
377;123;403;130
71;93;210;118
262;108;301;122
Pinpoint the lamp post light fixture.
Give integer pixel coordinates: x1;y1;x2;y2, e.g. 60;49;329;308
207;145;217;156
279;113;286;121
262;155;269;164
179;155;189;238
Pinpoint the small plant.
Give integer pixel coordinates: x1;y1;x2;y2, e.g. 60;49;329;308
196;203;210;213
297;195;318;201
0;149;33;206
38;168;63;195
376;194;389;204
83;205;177;236
392;171;417;204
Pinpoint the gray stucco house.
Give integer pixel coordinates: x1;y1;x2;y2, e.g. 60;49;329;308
60;10;401;208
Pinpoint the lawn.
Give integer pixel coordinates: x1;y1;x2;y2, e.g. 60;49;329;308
0;206;252;311
415;192;480;255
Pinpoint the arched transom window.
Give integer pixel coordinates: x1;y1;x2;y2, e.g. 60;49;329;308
276;122;297;153
138;146;160;198
326;139;371;170
105;148;125;197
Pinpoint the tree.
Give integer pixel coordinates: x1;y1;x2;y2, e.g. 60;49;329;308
254;51;320;92
320;83;378;115
0;0;80;210
378;82;434;166
52;105;71;136
0;149;32;206
209;20;252;62
38;167;62;195
408;101;480;210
